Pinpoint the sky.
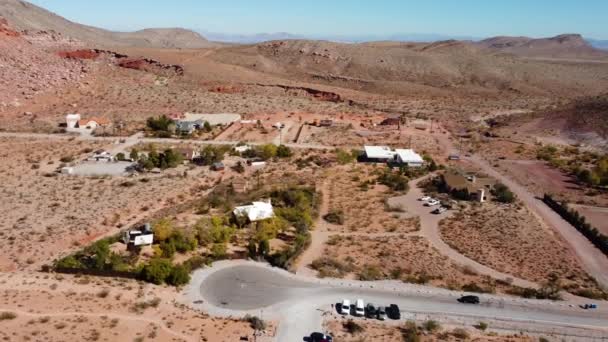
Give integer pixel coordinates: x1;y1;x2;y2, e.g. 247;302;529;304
27;0;608;39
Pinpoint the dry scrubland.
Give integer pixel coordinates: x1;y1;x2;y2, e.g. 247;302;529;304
326;165;420;234
0;138;210;271
325;320;536;342
439;203;603;294
0;272;257;342
315;235;505;292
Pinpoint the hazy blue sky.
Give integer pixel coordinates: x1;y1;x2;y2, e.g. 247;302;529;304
27;0;608;39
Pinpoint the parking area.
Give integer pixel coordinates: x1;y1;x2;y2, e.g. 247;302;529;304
70;161;135;176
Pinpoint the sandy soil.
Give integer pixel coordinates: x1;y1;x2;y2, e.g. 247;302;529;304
0;137;219;271
570;204;608;235
0;272;263;342
439;203;601;293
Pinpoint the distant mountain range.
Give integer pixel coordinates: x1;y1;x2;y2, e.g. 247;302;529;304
202;31;608;50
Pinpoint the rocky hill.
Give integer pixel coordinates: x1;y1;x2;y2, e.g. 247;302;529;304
0;0;212;48
209;39;608;98
478;34;608;59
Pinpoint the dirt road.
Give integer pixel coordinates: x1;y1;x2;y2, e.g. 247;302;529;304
467;155;608;289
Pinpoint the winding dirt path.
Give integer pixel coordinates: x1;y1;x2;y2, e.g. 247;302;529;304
388;175;539;289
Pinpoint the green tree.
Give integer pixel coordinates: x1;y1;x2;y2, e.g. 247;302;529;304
116;152;126;161
153;218;174;242
492;183;515;203
167;264;190;286
146;115;173;132
258;144;277;160
203;121;212;132
276;145;292;158
211;243;227;259
258;239;270;257
248;240;258;258
141;258;173;284
129;149;139;161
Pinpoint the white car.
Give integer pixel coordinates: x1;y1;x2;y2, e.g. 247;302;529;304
424;199;440;206
340;299;351;315
355;299;365;316
419;196;431;202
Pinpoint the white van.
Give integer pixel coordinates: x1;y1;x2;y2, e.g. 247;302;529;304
355;299;365;316
340;299;351;315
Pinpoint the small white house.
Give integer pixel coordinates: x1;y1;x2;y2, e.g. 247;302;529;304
363;146;395;162
233;200;274;222
88;150;114;162
123;223;154;247
394;149;424;167
65;114;81;129
234;145;252;153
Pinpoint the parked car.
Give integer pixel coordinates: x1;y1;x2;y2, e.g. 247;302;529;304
365;303;377;318
419;196;431;202
432;207;448;214
425;199;440;207
458;295;480;304
309;332;333;342
355;299;365;316
340;299;351;315
377;306;388;320
387;304;401;320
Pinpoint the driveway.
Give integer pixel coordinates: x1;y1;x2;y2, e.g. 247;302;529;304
183;261;608;342
467;155;608;289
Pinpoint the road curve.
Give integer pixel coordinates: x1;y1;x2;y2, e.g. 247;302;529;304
182;260;608;342
467;155;608;289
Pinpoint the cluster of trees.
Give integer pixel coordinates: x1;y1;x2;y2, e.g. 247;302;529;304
196;145;231;166
137;148;183;170
146;115;174;137
335;149;359;165
377;168;409;192
241;144;292;160
575;157;608;187
537;145;608;188
491;183;516;203
543;194;608;256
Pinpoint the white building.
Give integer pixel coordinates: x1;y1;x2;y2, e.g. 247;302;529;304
123;223;154;247
363;145;424;167
234;145;252;153
65;114;81;129
363;146;395;162
394;149;424;167
233;200;274;222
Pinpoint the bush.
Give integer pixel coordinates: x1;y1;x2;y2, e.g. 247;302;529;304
276;145;293;158
377;169;409;192
166;265;190;286
116;152;126;161
451;328;469;339
244;315;266;331
140;258;174;285
358;264;383;281
475;321;488;331
323;211;344;225
146;115;173;132
401;321;420;342
0;312;17;320
492;183;515;203
422;320;441;332
343;319;365;334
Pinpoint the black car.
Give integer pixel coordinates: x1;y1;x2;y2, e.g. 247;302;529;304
458;295;480;304
309;332;333;342
365;303;377;318
387;304;401;319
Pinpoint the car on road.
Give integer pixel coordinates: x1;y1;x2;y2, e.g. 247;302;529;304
432;207;448;214
582;304;598;309
387;304;401;320
365;303;377;318
419;196;432;202
340;299;351;315
309;332;333;342
355;299;365;316
377;306;388;320
458;295;480;304
424;199;440;206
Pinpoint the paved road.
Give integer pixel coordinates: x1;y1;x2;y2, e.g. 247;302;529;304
387;175;538;289
467;155;608;289
183;261;608;342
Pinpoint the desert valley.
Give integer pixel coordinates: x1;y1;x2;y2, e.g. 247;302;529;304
0;0;608;341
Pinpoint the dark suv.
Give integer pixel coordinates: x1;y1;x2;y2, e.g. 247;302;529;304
309;332;333;342
387;304;401;319
458;295;480;304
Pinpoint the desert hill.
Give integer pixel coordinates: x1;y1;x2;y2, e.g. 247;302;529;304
208;39;608;97
478;34;608;60
0;0;212;48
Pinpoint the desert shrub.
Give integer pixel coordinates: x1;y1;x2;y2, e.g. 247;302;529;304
336;149;357;164
451;328;469;339
210;243;227;260
323;210;344;225
492;183;515;203
276;145;293;158
140;258;173;285
358;264;383;281
146;115;173;132
475;322;488;331
116;152;126;161
243;315;266;331
166;265;190;286
377;169;409;192
0;312;17;321
183;255;207;271
55;255;84;269
343;319;364;334
152;218;174;243
311;257;354;278
59;155;74;163
422;320;441;332
400;321;420;342
572;288;608;300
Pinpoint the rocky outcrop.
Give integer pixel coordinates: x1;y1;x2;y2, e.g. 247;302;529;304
0;17;19;37
251;83;343;102
57;49;100;60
